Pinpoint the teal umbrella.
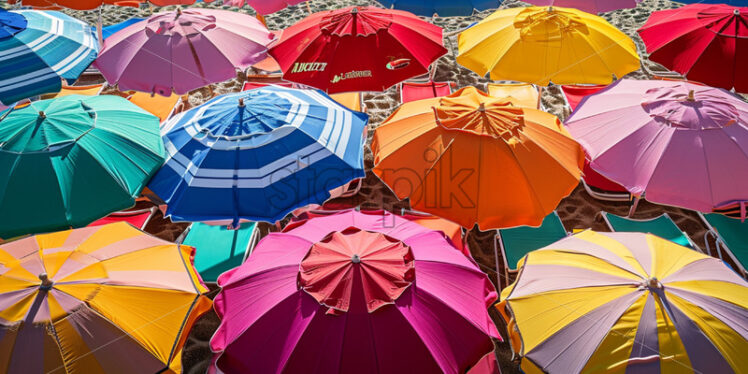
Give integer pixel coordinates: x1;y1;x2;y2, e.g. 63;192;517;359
0;95;164;239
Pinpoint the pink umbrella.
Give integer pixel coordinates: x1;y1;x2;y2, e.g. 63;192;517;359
94;8;273;96
211;209;500;374
565;79;748;217
526;0;641;13
223;0;308;14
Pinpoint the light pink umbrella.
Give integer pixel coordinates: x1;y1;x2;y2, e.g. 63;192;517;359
223;0;308;15
94;8;273;96
210;209;500;374
565;79;748;217
527;0;641;13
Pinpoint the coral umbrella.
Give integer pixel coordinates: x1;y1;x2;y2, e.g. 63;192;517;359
377;0;501;16
525;0;641;13
93;8;273;96
0;222;212;374
372;87;584;230
147;86;368;225
222;0;309;15
498;230;748;373
457;6;639;85
638;4;747;93
0;95;164;239
565;79;748;217
211;209;500;374
0;9;98;105
269;6;447;94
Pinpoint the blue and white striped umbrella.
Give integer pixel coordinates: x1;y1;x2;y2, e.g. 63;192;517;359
148;85;368;225
0;9;99;105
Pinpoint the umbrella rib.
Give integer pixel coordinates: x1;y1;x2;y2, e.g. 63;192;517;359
82;130;154;189
501;138;549;221
519;122;582;183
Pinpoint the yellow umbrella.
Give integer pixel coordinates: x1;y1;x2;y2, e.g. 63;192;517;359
498;230;748;374
0;222;211;374
457;6;640;85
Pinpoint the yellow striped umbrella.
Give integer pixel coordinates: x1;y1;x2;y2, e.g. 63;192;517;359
0;222;211;374
498;230;748;374
457;6;640;85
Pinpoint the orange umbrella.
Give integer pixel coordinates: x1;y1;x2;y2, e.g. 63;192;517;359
372;87;583;229
8;0;205;10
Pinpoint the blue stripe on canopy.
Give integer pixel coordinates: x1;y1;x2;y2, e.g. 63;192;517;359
148;85;368;224
377;0;501;16
100;17;145;40
0;10;99;105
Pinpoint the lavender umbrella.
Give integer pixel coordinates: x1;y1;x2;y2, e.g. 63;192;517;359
565;79;748;217
93;8;273;96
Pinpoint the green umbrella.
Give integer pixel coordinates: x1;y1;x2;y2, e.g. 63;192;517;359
0;95;165;239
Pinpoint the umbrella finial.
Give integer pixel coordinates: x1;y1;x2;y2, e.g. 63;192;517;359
351;254;361;264
38;111;46;119
38;273;54;290
477;102;486;113
238;98;245;107
646;277;662;290
351;7;359;14
735;9;741;16
176;7;182;17
687;90;695;102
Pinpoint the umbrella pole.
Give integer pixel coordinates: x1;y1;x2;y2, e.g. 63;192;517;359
493;232;502;289
97;7;104;47
628;196;640;217
255;14;267;27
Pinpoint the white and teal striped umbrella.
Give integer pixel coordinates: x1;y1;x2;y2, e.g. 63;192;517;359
0;9;98;105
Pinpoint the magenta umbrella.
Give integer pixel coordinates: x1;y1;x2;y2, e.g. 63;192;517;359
94;8;273;96
526;0;641;13
565;79;748;217
210;209;500;374
223;0;308;14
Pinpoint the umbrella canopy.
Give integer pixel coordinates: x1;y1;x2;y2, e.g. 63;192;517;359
0;222;212;374
675;0;747;5
376;0;501;16
7;0;206;10
223;0;309;15
0;9;98;105
293;208;470;258
457;6;639;85
372;86;584;230
524;0;641;13
0;95;164;239
147;86;368;225
211;209;500;374
638;4;747;93
565;79;748;216
499;230;748;373
268;6;447;94
93;8;273;96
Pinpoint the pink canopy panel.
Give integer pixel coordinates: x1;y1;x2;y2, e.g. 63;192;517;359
94;8;273;96
565;79;748;214
210;209;500;374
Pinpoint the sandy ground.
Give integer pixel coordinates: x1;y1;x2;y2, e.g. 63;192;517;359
4;0;739;372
